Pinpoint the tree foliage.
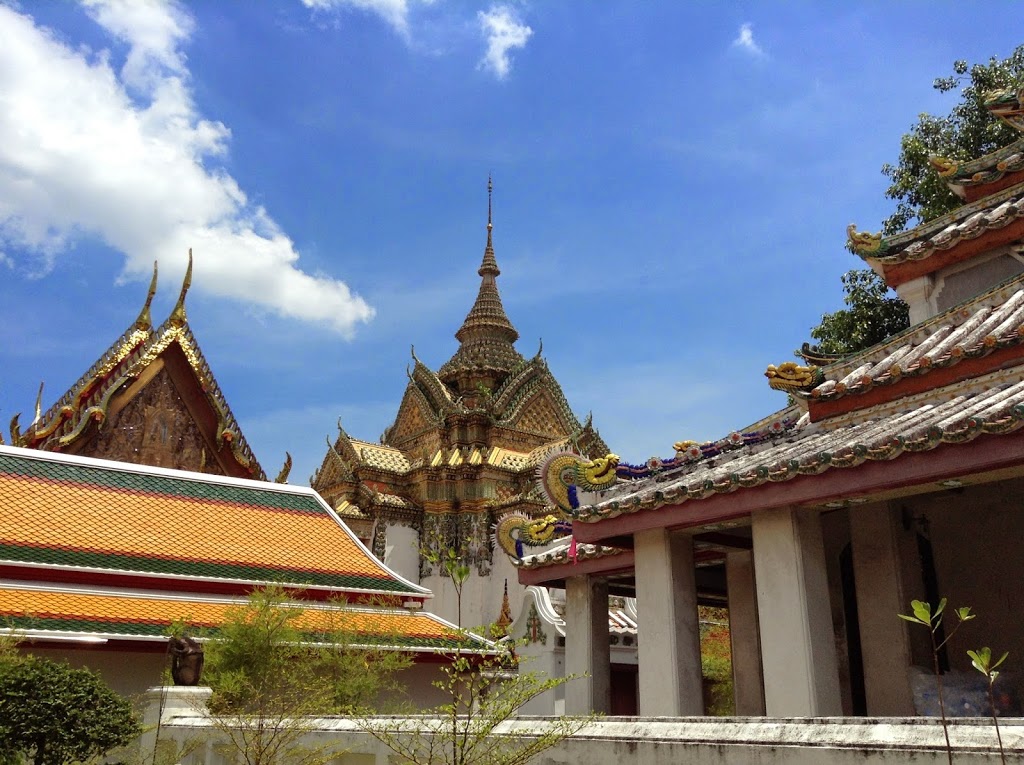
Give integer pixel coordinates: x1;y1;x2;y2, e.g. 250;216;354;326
881;45;1024;235
0;655;140;765
200;586;411;765
810;269;910;355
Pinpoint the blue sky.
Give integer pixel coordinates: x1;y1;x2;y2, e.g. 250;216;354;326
0;1;1020;483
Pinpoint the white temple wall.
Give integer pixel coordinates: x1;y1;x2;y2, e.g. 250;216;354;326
381;522;420;585
421;550;525;631
24;646;167;700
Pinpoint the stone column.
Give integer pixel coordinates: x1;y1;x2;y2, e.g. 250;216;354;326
634;528;703;716
565;575;611;714
752;506;843;716
726;550;765;715
850;502;915;715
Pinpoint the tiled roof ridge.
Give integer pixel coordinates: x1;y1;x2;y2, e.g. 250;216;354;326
576;373;1024;522
804;271;1024;402
935;135;1024;184
851;179;1024;265
0;443;303;501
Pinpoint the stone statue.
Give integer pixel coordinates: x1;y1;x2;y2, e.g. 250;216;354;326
169;635;205;686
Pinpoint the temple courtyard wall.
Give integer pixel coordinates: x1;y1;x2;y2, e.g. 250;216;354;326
141;688;1024;764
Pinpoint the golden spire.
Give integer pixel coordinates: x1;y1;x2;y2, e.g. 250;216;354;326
134;261;158;331
169;249;193;327
438;178;524;388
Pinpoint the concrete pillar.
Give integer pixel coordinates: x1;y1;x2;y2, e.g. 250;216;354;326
634;528;703;716
849;502;915;715
726;550;765;715
752;506;843;716
565;575;611;714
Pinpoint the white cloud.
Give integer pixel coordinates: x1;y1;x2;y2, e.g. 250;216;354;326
732;22;764;57
301;0;430;38
0;2;374;337
478;5;532;79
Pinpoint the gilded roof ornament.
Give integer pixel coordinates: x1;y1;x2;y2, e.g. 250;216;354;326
930;155;959;178
765;361;824;392
168;249;193;327
983;85;1024;132
846;224;885;256
275;452;293;483
30;382;44;427
134;261;158;331
495;579;513;634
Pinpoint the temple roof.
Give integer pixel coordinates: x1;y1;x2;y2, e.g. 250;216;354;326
438;180;525;387
0;583;472;652
13;258;266;480
931;136;1024;198
847;179;1024;272
0;445;428;597
571;365;1024;522
798;272;1024;405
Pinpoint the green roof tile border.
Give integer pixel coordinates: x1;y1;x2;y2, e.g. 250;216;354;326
0;453;325;515
0;543;416;593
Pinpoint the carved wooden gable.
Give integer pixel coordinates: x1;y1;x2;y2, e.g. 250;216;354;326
84;366;223;474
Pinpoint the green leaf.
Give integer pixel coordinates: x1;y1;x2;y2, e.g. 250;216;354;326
993;651;1009;670
898;613;928;626
955;606;974;622
911;600;933;623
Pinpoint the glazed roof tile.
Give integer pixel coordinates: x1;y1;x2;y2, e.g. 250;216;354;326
353;441;412;474
808;273;1024;402
853;180;1024;266
0;446;427;596
0;584;472;651
574;369;1024;522
936;136;1024;189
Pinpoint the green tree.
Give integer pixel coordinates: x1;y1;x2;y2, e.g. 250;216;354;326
809;46;1024;356
200;586;411;765
810;269;910;355
357;544;595;765
881;46;1024;235
0;656;140;765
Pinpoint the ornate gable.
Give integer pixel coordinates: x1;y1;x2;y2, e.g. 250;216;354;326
9;257;268;481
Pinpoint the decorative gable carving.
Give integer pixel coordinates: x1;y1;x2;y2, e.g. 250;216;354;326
88;366;221;474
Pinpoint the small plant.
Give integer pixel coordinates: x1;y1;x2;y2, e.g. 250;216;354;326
898;599;974;765
967;647;1009;765
357;540;596;764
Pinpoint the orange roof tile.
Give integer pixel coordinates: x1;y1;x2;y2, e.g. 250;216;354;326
0;446;427;596
0;585;471;651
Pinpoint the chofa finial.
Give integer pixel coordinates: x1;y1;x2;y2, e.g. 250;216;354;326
169;249;193;327
135;261;158;330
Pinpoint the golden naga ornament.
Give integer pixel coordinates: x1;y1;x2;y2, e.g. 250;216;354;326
929;155;959;178
537;451;621;515
765;361;823;392
846;223;884;255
